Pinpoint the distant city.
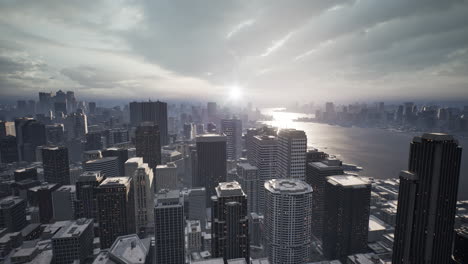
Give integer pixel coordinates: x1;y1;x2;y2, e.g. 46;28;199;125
0;90;466;264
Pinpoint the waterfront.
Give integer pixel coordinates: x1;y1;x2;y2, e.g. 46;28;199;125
261;108;468;199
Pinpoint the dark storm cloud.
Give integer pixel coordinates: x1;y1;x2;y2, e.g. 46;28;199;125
0;0;467;103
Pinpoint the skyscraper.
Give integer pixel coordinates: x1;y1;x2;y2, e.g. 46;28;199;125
125;157;155;234
392;133;462;264
0;136;18;163
155;162;178;192
236;163;258;214
221;118;242;160
135;122;161;169
130;101;168;146
154;190;185;264
64;111;88;140
28;183;60;223
322;175;371;260
305;159;344;240
42;146;70;185
85;131;103;151
51;185;76;221
264;179;313;264
211;181;249;262
96;177;135;249
15;118;46;161
45;124;65;145
276;129;307;180
248;135;277;214
195;134;227;203
84;157;119;178
51;218;94;264
74;171;104;220
102;147;129;176
0;196;27;232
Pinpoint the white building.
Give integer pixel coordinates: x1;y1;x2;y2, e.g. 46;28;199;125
276;129;307;180
264;179;313;264
155;162;178;192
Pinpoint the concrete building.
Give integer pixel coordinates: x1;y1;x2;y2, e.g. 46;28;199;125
211;182;249;262
155;162;178;192
276;129;307;180
51;218;94;264
84;157;119;178
135;122;161;169
42;146;70;185
74;171;104;220
264;179;313;264
182;188;207;229
154;190;185;264
28;183;60;223
187;220;203;253
322;175;371;260
96;177;135;249
52;185;76;221
0;196;27;232
130;101;168;146
236;163;258;214
221;119;242;160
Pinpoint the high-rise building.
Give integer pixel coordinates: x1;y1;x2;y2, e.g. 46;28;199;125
52;185;76;221
84;157;119;178
45;124;65;145
135;122;161;169
14;167;38;182
85;132;103;151
101;234;153;264
42;146;70;185
130;101;168;146
155;162;178;192
0;136;18;163
38;92;53;114
0;196;27;232
322;175;371;260
453;225;468;264
221;118;242;160
181;187;207;229
15;118;46;161
104;128;129;146
64;112;88;140
248;135;277;214
236;163;258;214
207;102;217;120
392;133;462;264
276;129;307;180
154;190;185;264
183;123;196;140
102;148;129;176
74;171;104;220
125;157;155;234
187;220;203;253
195;134;227;204
211;182;249;262
28;183;60;223
88;102;96;115
264;179;313;264
96;177;135;249
305;159;344;240
51;218;94;264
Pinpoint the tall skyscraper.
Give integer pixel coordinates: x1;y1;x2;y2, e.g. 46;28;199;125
28;183;60;223
322;175;371;260
211;181;249;262
135;122;161;169
64;111;88;140
96;177;135;249
154;190;185;264
51;185;76;221
155;162;178;192
0;196;27;232
42;146;70;185
51;218;94;264
45;124;65;145
15;118;46;161
74;171;104;220
38;92;53;114
207;102;217;120
221;118;242;160
181;187;207;230
125;157;155;234
195;134;227;203
85;132;103;151
264;179;313;264
130;101;168;146
236;163;258;214
392;133;462;264
305;159;344;240
276;129;307;180
0;136;18;163
248;135;277;214
102;147;129;176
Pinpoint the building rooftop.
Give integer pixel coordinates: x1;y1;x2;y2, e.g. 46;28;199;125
125;157;143;164
251;258;270;264
215;181;245;197
85;157;118;165
55;185;76;193
100;177;131;187
52;218;92;239
237;163;257;171
196;134;227;142
28;182;58;192
78;171;103;182
0;196;24;208
265;179;312;194
156;162;177;169
309;161;343;171
193;258;224;264
327;175;370;188
368;215;386;232
155;190;183;207
227;259;248;264
108;234;149;264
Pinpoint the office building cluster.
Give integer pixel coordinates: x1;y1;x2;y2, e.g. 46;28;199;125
0;92;465;264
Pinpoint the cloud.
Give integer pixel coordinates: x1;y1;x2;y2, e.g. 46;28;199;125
0;0;467;104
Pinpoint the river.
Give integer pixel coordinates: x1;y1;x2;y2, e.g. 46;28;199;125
261;108;468;199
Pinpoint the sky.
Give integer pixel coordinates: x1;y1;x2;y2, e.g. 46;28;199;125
1;0;468;105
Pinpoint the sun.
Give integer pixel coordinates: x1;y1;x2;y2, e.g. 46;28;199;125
228;85;242;100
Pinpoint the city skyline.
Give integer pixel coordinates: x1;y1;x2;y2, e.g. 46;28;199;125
1;1;468;105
